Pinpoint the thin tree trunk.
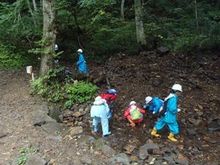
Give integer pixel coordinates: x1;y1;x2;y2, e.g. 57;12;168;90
32;0;37;11
121;0;125;20
134;0;146;46
40;0;56;75
26;0;36;27
194;0;199;32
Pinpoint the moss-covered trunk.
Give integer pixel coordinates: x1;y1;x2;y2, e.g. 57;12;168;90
40;0;56;75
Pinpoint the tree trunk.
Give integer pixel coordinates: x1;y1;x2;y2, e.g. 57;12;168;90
134;0;146;46
32;0;37;11
40;0;56;75
121;0;125;20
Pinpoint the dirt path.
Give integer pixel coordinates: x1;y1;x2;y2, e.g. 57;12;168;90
0;70;111;165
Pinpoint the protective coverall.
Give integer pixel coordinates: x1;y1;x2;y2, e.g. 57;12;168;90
76;53;88;74
144;97;164;114
90;101;111;136
154;93;179;134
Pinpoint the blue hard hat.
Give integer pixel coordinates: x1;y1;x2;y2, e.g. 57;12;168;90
107;88;117;94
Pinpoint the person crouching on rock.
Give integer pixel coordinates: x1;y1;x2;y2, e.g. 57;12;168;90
100;88;117;119
90;96;111;137
151;84;183;142
124;101;146;127
143;96;164;115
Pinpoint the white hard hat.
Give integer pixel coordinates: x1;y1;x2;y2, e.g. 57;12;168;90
77;49;83;53
171;84;182;92
145;96;153;104
93;96;105;105
129;101;136;106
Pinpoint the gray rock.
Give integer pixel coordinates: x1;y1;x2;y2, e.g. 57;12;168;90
163;156;175;165
41;121;63;135
157;46;169;54
175;153;189;165
140;140;160;155
186;128;197;136
94;138;108;150
26;154;46;165
69;126;83;136
109;153;130;165
80;155;92;164
31;110;54;126
101;145;116;157
0;132;8;138
188;117;202;126
139;145;149;160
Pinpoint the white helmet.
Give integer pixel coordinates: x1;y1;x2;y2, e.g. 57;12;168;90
145;96;153;104
171;84;182;92
129;101;136;106
77;49;83;53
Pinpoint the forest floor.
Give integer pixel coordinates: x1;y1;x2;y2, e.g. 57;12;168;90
0;51;219;165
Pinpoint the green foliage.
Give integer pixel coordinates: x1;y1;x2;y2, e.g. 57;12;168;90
88;22;138;55
64;81;98;108
0;45;26;68
16;146;36;165
31;68;98;109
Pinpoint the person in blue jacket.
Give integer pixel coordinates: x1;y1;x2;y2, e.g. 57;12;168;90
90;96;111;137
76;49;88;74
143;96;164;114
151;84;182;142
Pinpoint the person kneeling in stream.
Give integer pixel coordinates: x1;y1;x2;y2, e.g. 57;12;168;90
143;96;164;115
99;88;117;119
151;84;183;142
124;101;146;127
90;96;111;137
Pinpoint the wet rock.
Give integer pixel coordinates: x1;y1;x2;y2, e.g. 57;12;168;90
101;145;116;157
26;154;46;165
109;153;130;165
69;126;83;136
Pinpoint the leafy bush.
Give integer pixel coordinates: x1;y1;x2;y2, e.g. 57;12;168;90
31;68;98;109
64;81;98;108
0;45;26;69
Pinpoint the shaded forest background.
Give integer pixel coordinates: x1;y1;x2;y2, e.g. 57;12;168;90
0;0;219;69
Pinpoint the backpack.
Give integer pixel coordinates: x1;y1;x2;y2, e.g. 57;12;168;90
158;98;171;117
130;108;143;120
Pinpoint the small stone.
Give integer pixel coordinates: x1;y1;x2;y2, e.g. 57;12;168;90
69;126;83;136
130;155;139;162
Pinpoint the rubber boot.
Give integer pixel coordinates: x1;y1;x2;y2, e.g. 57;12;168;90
167;133;178;142
151;128;161;138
